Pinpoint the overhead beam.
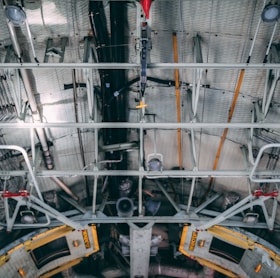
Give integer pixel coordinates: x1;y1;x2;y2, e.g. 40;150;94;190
6;214;279;229
0;122;280;129
1;62;280;69
0;169;278;178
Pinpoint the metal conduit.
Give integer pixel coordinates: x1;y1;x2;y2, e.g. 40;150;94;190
6;21;78;200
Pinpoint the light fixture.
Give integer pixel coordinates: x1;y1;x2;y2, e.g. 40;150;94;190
261;3;280;22
5;5;26;26
116;197;134;217
148;157;162;171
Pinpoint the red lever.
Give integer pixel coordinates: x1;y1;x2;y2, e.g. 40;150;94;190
2;190;30;198
140;0;152;19
253;190;278;197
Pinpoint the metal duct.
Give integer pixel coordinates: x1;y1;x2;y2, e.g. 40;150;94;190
6;21;78;200
89;1;128;198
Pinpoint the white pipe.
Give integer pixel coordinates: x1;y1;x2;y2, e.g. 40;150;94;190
247;0;267;61
0;145;43;200
264;21;278;59
51;177;79;201
6;20;79;200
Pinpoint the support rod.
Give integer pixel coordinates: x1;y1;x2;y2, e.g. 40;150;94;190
0;122;280;129
2;63;280;69
155;180;181;213
0;169;279;178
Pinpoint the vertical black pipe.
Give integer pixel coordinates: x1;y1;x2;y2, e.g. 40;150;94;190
89;1;113;144
89;1;128;198
110;1;127;144
109;1;128;198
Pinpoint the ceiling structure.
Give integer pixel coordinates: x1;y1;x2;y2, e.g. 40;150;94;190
0;0;280;277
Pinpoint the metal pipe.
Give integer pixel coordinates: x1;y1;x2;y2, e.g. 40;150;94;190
7;20;53;170
1;121;280;130
6;19;80;201
3;62;280;70
246;0;267;63
50;177;79;201
92;175;98;215
172;32;183;169
0;145;43;199
263;21;278;63
2;168;277;178
24;20;38;62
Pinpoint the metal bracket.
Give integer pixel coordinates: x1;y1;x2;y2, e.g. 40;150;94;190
44;37;68;63
250;143;280;183
197;192;278;231
2;194;83;231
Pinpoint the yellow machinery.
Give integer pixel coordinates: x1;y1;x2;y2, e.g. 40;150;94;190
179;224;280;278
0;225;99;278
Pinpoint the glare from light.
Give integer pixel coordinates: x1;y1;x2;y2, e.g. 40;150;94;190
26;2;67;25
5;5;26;26
261;4;280;22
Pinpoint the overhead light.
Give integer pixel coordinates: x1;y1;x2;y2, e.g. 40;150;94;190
5;5;26;26
116;197;134;217
261;4;280;22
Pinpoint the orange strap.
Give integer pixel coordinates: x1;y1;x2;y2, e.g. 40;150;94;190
209;69;245;188
173;33;182;169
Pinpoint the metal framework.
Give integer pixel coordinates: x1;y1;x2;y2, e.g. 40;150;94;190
0;63;279;235
1;62;280;69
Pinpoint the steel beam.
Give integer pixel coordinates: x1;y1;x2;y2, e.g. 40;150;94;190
0;169;279;178
0;122;280;129
1;62;280;69
197;194;278;231
130;223;152;278
5;213;279;229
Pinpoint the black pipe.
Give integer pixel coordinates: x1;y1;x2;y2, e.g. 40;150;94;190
89;2;114;144
89;1;128;198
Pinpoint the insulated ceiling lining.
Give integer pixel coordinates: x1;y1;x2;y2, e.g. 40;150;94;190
25;0;89;41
